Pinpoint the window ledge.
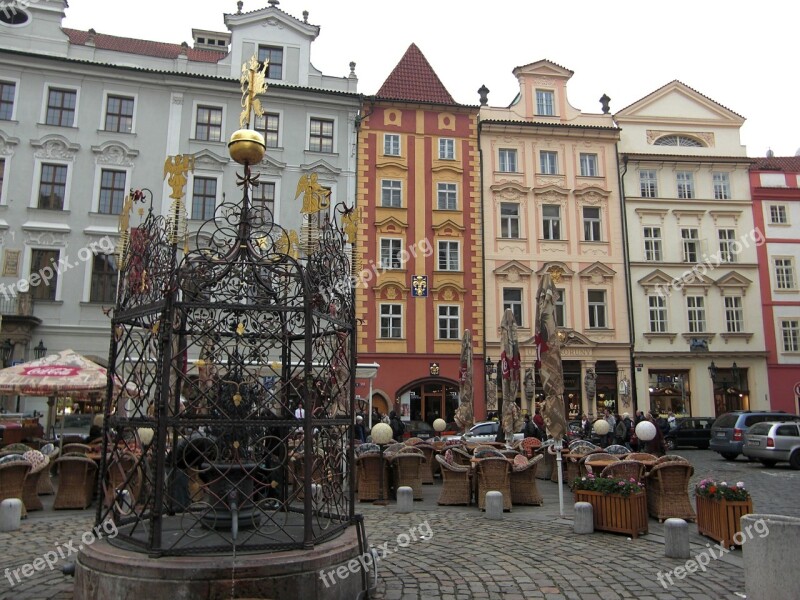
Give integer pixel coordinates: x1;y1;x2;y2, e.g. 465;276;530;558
304;150;339;157
96;129;136;136
498;237;524;241
539;238;567;243
773;288;799;293
37;123;78;129
80;301;115;307
721;332;753;343
28;207;70;214
644;332;677;344
190;139;225;145
88;212;121;218
33;300;64;306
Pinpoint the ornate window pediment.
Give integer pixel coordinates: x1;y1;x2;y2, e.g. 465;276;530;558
30;134;80;161
578;261;616;284
431;219;464;237
715;271;752;296
638;269;673;293
91;141;139;167
299;159;341;178
574;186;609;205
430;282;465;302
494;260;533;283
374;216;408;234
491;181;529;203
0;131;20;156
191;148;229;171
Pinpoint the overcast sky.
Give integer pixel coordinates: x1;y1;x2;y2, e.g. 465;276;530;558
61;0;799;158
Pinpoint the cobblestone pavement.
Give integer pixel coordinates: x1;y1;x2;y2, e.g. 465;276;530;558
1;449;797;599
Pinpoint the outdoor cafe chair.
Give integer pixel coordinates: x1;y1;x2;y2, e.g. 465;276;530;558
510;454;544;506
21;451;50;512
626;452;658;463
475;456;511;511
355;452;387;502
62;443;93;455
600;459;646;483
568;440;598;454
410;442;436;484
582;452;619;476
604;444;631;456
517;437;541;458
103;450;143;512
646;461;696;522
656;454;689;464
435;454;470;506
449;447;472;467
38;443;60;495
53;455;98;510
390;451;424;500
0;459;32;517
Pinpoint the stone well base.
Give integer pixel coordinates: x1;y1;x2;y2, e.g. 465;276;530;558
73;527;365;600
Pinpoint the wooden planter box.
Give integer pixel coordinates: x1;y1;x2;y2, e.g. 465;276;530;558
574;490;648;538
696;495;753;549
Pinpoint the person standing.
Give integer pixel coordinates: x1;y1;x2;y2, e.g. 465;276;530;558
523;414;538;439
533;408;545;437
604;410;616;447
389;411;405;441
354;415;367;443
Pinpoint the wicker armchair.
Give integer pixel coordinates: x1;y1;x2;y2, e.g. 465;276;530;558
103;451;143;511
38;444;60;495
518;437;542;458
413;443;436;484
646;462;696;522
390;451;424;500
582;453;619;476
510;454;544;506
626;452;657;462
475;457;511;511
600;459;646;482
62;443;93;455
53;456;99;509
604;444;630;456
656;454;689;464
21;452;50;512
568;440;599;453
534;444;554;480
291;453;325;501
435;455;471;505
567;446;601;488
0;460;31;517
355;453;388;502
449;447;472;467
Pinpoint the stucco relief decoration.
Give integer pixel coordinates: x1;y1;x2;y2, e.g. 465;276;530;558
579;192;604;206
24;231;68;247
533;77;555;86
385;285;399;300
384;110;401;126
171;94;183;105
498;245;524;254
506;267;520;283
547;266;564;283
442;288;456;302
437;114;455;131
539;190;567;206
0;134;19;157
264;17;284;28
536;177;565;188
33;138;79;162
95;144;137;168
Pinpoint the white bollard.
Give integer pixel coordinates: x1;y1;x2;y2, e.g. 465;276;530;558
396;486;414;514
664;518;690;558
0;499;23;532
485;491;503;520
573;501;594;534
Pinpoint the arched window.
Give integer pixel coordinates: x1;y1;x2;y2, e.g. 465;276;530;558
654;135;704;147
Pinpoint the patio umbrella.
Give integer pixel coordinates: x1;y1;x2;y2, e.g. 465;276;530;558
454;329;474;433
499;309;523;446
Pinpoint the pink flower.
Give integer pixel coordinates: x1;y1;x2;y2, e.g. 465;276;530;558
618;481;625;486
736;482;745;488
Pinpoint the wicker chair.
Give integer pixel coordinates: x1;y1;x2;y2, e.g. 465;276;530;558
568;440;599;453
510;454;544;506
413;443;436;484
291;453;325;501
548;444;568;483
626;452;657;462
62;443;93;455
566;446;601;488
646;462;696;522
604;444;631;456
391;451;424;500
355;453;388;502
103;451;143;510
535;445;554;480
53;455;98;509
600;459;646;482
518;437;542;458
656;454;689;464
0;460;31;517
21;452;50;512
582;452;619;476
475;457;511;511
435;455;471;506
38;444;60;495
449;447;472;467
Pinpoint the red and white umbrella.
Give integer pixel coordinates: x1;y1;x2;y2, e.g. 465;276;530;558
0;349;112;396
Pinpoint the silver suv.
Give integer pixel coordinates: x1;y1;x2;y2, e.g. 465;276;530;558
709;411;800;460
742;421;800;469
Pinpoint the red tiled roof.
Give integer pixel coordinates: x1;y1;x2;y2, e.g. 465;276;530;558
63;28;226;63
750;156;800;171
376;43;455;105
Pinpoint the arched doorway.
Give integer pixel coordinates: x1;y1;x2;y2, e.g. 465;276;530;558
371;392;389;418
398;377;460;426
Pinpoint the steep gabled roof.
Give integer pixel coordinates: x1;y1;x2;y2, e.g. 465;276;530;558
376;43;455;105
751;156;800;171
63;28;226;63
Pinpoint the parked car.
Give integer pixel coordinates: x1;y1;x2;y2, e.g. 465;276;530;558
743;421;800;468
443;420;524;444
402;420;436;441
664;417;715;450
709;411;800;460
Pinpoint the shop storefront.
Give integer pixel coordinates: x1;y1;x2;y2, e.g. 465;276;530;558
712;365;749;417
648;369;692;416
399;379;460;425
595;361;618;416
563;362;582;420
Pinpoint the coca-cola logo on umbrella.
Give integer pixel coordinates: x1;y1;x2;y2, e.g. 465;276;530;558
22;366;81;377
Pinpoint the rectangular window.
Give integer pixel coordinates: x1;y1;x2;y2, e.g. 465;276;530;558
713;172;731;200
717;229;737;263
0;81;16;121
90;254;118;303
535;90;555;116
309;118;334;153
687;296;706;333
104;95;134;133
437;182;457;210
252;181;275;219
98;169;126;215
384;134;400;156
380;238;402;269
191;176;217;220
770;205;788;224
643;226;662;261
554;288;566;327
503;288;523;327
381;179;402;208
640;170;658;198
724;296;744;333
438;305;460;339
540;151;558;175
439;138;455;160
681;228;699;263
30;249;59;301
648;295;667;333
258;112;280;148
380;304;402;339
580;153;598;177
542;205;561;240
195;105;222;141
583;206;601;241
782;319;800;352
676;171;694;199
45;88;76;127
500;203;519;238
437;240;460;271
38;163;67;210
588;290;607;328
257;45;283;80
499;149;517;173
774;258;796;290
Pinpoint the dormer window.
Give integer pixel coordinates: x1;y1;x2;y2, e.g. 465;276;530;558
536;90;555;116
258;45;284;80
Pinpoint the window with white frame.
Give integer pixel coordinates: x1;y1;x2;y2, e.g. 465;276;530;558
648;295;667;333
384;134;400;156
686;296;706;333
380;304;402;339
195;105;222;141
781;319;800;352
254;112;280;148
500;203;519;238
555;288;566;327
583;206;601;241
45;87;77;127
381;179;402;208
580;153;598;177
438;305;460;339
774;257;796;290
257;45;284;80
98;169;126;214
717;229;737;263
439;138;455;160
30;249;59;301
499;148;517;173
540;151;558;175
37;163;68;210
769;204;788;224
587;290;607;328
309;117;334;153
724;296;744;333
535;90;555;116
643;226;662;261
713;172;731;200
252;181;275;220
379;238;402;269
503;288;523;326
640;169;658;198
676;171;694;199
104;95;134;133
542;205;561;240
437;240;460;271
90;254;118;303
0;81;14;121
681;228;699;263
437;182;457;210
191;176;217;220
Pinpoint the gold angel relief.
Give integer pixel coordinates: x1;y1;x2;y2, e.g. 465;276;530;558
295;173;330;215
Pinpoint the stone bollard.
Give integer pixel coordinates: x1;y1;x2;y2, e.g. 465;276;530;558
664;518;690;558
0;499;23;532
396;486;414;514
573;502;594;534
485;491;503;520
742;514;800;600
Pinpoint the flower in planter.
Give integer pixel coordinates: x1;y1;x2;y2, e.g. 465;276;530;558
572;473;645;497
695;478;750;501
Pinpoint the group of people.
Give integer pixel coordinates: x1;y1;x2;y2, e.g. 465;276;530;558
578;409;669;454
353;408;406;443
